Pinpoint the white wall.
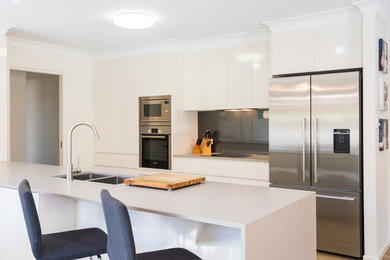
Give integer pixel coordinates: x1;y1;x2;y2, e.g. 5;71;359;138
7;39;94;169
26;73;59;165
357;8;390;260
388;20;390;257
0;34;8;161
10;70;27;162
373;15;390;258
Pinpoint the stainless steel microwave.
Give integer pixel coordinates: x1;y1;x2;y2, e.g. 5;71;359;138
139;95;171;125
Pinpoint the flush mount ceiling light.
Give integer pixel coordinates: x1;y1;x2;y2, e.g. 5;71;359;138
113;12;155;29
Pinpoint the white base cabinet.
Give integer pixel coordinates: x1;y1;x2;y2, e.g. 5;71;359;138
173;156;269;186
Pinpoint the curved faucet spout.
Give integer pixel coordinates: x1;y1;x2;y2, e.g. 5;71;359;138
66;122;100;182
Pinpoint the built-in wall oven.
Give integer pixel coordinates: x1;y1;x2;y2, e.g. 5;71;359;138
139;95;171;170
139;95;171;126
139;126;171;170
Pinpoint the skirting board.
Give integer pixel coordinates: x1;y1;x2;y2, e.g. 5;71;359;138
363;242;390;260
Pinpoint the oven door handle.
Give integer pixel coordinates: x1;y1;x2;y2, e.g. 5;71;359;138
141;135;166;139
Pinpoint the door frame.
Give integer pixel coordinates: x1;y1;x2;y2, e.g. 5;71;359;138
8;67;63;166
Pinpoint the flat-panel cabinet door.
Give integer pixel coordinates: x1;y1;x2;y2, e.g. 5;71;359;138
314;21;362;71
316;190;362;257
227;44;252;109
311;72;360;191
272;29;314;75
251;41;270;108
269;76;311;186
204;47;228;110
183;50;206;110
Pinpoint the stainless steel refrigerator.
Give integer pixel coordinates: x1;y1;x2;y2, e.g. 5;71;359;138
269;70;363;258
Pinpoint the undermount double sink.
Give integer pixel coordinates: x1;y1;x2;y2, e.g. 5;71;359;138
58;172;134;185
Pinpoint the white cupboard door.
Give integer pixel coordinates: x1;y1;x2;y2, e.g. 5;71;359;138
252;41;271;108
205;47;228;110
135;54;155;97
227;44;252;109
155;51;178;95
314;21;362;71
113;57;138;155
93;60;115;153
183;50;205;110
272;28;314;75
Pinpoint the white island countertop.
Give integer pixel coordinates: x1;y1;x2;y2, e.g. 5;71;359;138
0;161;316;260
0;161;312;229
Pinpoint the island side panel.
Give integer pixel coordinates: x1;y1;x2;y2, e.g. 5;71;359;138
0;187;36;259
243;194;316;260
75;199;242;260
37;193;76;233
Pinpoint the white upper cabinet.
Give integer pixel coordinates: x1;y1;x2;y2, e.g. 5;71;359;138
251;41;270;108
314;21;362;71
155;51;180;95
94;57;139;155
183;41;270;111
183;50;206;110
93;60;115;153
272;21;362;75
205;47;228;110
135;54;155;97
227;44;252;109
154;52;172;95
272;28;314;75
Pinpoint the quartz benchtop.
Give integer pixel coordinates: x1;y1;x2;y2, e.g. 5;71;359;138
0;161;312;229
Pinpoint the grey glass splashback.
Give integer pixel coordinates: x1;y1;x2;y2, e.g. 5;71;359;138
198;110;269;155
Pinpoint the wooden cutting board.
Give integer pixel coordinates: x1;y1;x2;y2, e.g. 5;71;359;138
124;173;206;191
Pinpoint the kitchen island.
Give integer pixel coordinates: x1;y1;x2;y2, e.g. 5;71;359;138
0;162;316;260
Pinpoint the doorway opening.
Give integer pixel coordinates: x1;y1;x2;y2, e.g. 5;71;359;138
10;70;62;166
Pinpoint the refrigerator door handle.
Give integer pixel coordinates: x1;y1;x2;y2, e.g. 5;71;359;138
314;117;318;183
302;118;306;182
316;194;356;201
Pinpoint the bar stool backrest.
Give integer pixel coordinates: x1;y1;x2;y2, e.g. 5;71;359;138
18;179;43;259
101;189;137;260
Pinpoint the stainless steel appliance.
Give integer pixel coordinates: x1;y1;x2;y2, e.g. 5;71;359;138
140;125;171;170
139;95;171;170
269;70;363;258
139;95;171;126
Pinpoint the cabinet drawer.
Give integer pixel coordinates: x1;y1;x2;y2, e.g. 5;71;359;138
316;190;362;258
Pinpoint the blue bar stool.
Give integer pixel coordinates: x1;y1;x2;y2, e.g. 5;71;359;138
100;189;202;260
18;179;108;260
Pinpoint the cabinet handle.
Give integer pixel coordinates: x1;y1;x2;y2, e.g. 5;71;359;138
141;135;166;139
316;194;355;201
302;118;306;182
314;117;318;183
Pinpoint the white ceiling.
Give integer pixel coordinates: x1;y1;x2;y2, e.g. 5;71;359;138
0;0;359;52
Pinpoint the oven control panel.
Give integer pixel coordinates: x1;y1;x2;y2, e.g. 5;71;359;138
148;128;162;134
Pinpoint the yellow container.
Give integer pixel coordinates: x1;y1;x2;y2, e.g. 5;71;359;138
193;144;201;154
200;138;213;155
